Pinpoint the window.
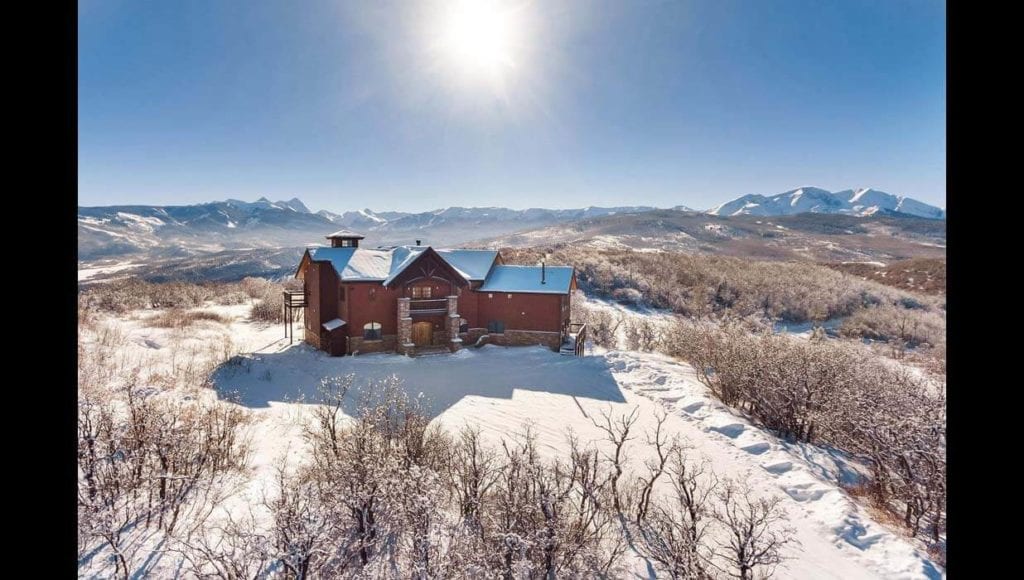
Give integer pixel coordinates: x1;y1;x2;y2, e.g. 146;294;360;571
412;286;432;299
340;239;356;247
459;318;469;333
363;322;382;340
487;320;505;334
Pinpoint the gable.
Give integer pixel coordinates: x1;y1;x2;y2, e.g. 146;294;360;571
383;247;470;288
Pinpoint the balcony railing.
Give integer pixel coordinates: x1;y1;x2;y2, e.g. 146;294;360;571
409;298;449;315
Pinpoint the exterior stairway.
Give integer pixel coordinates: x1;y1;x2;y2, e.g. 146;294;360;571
412;345;451;357
560;334;578;356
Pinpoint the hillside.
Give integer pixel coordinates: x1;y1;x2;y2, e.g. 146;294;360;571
477;209;946;263
78;199;657;261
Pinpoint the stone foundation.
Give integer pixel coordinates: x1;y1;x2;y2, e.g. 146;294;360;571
349;335;397;354
458;329;561;351
505;329;561;350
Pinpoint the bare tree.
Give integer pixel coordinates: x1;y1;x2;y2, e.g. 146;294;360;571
714;481;797;580
591;406;640;514
634;448;718;580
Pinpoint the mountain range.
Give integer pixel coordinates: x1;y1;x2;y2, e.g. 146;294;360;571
707;187;945;219
78;187;944;263
78;197;660;260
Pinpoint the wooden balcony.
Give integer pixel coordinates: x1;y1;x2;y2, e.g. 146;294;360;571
409;298;448;315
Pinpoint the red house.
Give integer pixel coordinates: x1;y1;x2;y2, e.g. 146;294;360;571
295;230;579;356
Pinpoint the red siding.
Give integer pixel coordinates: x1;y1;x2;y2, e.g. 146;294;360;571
474;291;563;332
342;282;400;338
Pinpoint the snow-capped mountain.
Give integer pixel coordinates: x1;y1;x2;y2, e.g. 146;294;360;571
78;199;658;260
707;187;945;219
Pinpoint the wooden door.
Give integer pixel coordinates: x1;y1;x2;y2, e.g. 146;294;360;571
412;322;433;346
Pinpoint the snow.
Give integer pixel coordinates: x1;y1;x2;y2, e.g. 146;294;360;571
208;340;938;579
322;318;345;331
434;249;499;281
309;246;499;284
477;265;574;294
79;302;942;579
78;262;141;281
325;228;366;239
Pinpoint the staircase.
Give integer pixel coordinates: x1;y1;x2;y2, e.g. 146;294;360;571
559;336;577;356
412;345;450;357
560;323;587;356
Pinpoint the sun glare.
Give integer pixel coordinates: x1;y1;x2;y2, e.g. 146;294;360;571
440;0;518;81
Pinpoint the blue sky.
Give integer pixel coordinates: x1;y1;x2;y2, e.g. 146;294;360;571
79;0;945;213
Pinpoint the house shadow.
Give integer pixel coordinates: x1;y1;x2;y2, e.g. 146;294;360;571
212;343;627;420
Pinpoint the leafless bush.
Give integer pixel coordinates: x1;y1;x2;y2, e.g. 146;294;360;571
714;480;797;580
147;308;231;329
634;447;718;579
664;320;946;548
247;278;287;323
80;278;250;314
839;304;946;349
77;382;251;578
517;248;941;327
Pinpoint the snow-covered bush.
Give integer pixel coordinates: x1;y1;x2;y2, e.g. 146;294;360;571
839;304;946;349
663;320;946;545
77;382;251;578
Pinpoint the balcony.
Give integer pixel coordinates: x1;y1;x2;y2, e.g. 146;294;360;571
409;298;449;315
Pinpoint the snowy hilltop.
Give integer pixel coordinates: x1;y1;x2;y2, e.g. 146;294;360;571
707;187;945;219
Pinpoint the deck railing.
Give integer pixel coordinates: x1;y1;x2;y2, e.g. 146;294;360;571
409;298;449;314
567;322;587;356
282;290;307;308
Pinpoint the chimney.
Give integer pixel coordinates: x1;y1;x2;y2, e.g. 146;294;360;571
416;239;421;246
541;261;546;284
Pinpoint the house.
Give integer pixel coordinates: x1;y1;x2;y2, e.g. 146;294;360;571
294;230;578;356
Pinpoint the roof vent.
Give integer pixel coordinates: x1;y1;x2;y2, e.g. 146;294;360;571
416;239;421;246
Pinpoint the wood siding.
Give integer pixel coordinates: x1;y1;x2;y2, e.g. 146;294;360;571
474;290;564;333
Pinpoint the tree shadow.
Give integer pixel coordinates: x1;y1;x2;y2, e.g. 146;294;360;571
212;344;627;420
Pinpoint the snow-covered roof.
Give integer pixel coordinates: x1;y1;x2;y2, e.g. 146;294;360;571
322;318;346;331
325;229;365;239
307;245;498;284
434;249;498;281
477;265;574;295
308;247;393;280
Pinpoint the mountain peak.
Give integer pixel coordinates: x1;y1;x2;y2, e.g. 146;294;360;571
709;187;943;219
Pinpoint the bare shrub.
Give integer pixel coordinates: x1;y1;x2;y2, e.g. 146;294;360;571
148;308;230;329
77;383;251;578
246;278;287;323
665;320;946;547
839;304;946;349
714;480;797;580
634;447;718;579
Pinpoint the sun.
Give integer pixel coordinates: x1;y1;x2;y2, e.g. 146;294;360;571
439;0;518;80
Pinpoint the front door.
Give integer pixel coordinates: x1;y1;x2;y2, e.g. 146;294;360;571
412;322;433;346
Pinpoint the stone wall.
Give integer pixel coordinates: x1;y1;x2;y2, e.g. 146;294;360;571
458;329;561;351
505;329;562;350
349;335;398;354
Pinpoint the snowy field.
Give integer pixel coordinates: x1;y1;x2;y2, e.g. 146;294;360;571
79;303;942;578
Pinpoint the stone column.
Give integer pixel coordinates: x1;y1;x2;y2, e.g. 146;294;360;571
446;295;462;353
398;297;414;356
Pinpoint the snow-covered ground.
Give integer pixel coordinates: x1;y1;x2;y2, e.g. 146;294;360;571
77;261;141;281
79;302;942;578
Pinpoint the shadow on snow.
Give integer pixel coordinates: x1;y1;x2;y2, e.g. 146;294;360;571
211;343;626;420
